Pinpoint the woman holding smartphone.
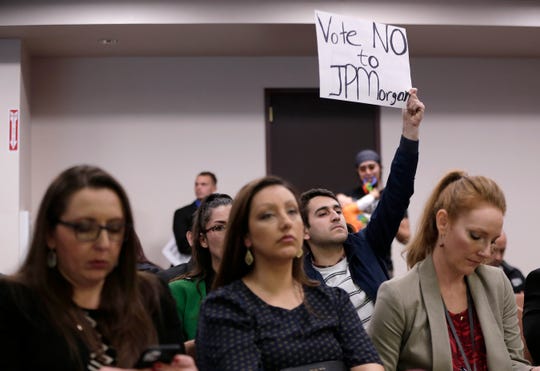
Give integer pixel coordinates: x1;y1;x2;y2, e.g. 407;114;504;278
0;165;196;371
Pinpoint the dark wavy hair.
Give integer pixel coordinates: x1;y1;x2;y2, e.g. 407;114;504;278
213;176;317;290
299;188;340;228
13;165;161;368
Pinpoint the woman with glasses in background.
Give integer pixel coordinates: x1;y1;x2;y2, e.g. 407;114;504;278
0;165;196;371
169;193;233;355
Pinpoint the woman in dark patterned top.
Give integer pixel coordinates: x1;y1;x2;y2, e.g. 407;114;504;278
0;165;196;371
196;176;383;371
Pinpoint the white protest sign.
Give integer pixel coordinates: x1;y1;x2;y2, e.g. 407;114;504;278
315;10;412;109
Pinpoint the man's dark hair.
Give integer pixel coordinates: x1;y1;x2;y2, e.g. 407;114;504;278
198;171;217;185
299;188;339;228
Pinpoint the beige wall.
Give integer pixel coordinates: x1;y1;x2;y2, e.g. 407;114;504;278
0;40;32;274
27;55;540;276
30;57;320;269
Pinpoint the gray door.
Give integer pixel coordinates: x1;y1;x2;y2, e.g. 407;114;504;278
266;89;379;195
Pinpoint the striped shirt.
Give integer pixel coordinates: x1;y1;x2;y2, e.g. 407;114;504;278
313;257;374;329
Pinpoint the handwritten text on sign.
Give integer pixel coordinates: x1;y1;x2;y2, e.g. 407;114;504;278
315;10;411;109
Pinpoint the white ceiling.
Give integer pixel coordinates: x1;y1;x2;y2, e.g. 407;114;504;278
1;0;539;58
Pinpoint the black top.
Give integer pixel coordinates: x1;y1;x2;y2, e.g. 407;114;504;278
523;268;540;365
157;260;194;283
0;277;184;371
501;260;525;293
196;280;382;370
173;201;198;255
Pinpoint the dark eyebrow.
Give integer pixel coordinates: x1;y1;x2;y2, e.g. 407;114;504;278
315;206;330;214
314;203;341;214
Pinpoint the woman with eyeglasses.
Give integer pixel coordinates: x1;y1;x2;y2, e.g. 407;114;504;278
168;193;232;351
196;176;383;371
0;165;196;371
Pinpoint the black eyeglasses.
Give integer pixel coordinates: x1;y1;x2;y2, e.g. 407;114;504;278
57;220;127;242
204;224;227;233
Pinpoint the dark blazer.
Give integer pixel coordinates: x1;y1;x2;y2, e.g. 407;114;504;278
173;201;197;255
369;257;530;371
157;260;194;283
304;135;418;301
523;268;540;365
502;260;526;293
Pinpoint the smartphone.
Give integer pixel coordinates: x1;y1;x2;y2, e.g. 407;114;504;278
134;344;184;368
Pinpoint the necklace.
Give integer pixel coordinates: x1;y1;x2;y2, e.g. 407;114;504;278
312;253;346;268
76;309;116;368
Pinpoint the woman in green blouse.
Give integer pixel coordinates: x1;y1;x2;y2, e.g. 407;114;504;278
169;193;232;344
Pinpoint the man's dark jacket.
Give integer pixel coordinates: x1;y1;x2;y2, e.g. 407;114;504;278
304;136;418;301
173;201;197;255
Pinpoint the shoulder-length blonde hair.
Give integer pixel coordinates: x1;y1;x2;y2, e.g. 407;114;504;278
404;170;506;268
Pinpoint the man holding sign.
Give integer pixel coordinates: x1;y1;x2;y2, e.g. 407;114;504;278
301;89;425;328
315;10;412;108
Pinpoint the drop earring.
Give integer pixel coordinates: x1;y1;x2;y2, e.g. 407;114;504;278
47;249;57;268
296;248;304;258
438;234;446;248
244;249;254;266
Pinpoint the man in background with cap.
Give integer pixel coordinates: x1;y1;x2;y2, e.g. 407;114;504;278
337;148;411;276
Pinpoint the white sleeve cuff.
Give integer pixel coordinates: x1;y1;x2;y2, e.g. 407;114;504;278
356;194;376;211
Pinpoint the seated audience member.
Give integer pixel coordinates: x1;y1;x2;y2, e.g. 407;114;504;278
341;149;409;238
158;216;196;283
169;194;232;343
337;147;411;276
135;234;164;274
523;268;540;365
368;170;533;371
0;165;196;371
339;186;381;232
159;259;194;283
300;88;424;328
488;231;526;293
196;176;383;371
173;171;217;256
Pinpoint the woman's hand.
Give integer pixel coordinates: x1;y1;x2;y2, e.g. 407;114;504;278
169;354;198;370
100;354;198;371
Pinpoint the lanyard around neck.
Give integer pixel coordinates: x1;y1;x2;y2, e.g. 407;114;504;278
443;282;476;371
